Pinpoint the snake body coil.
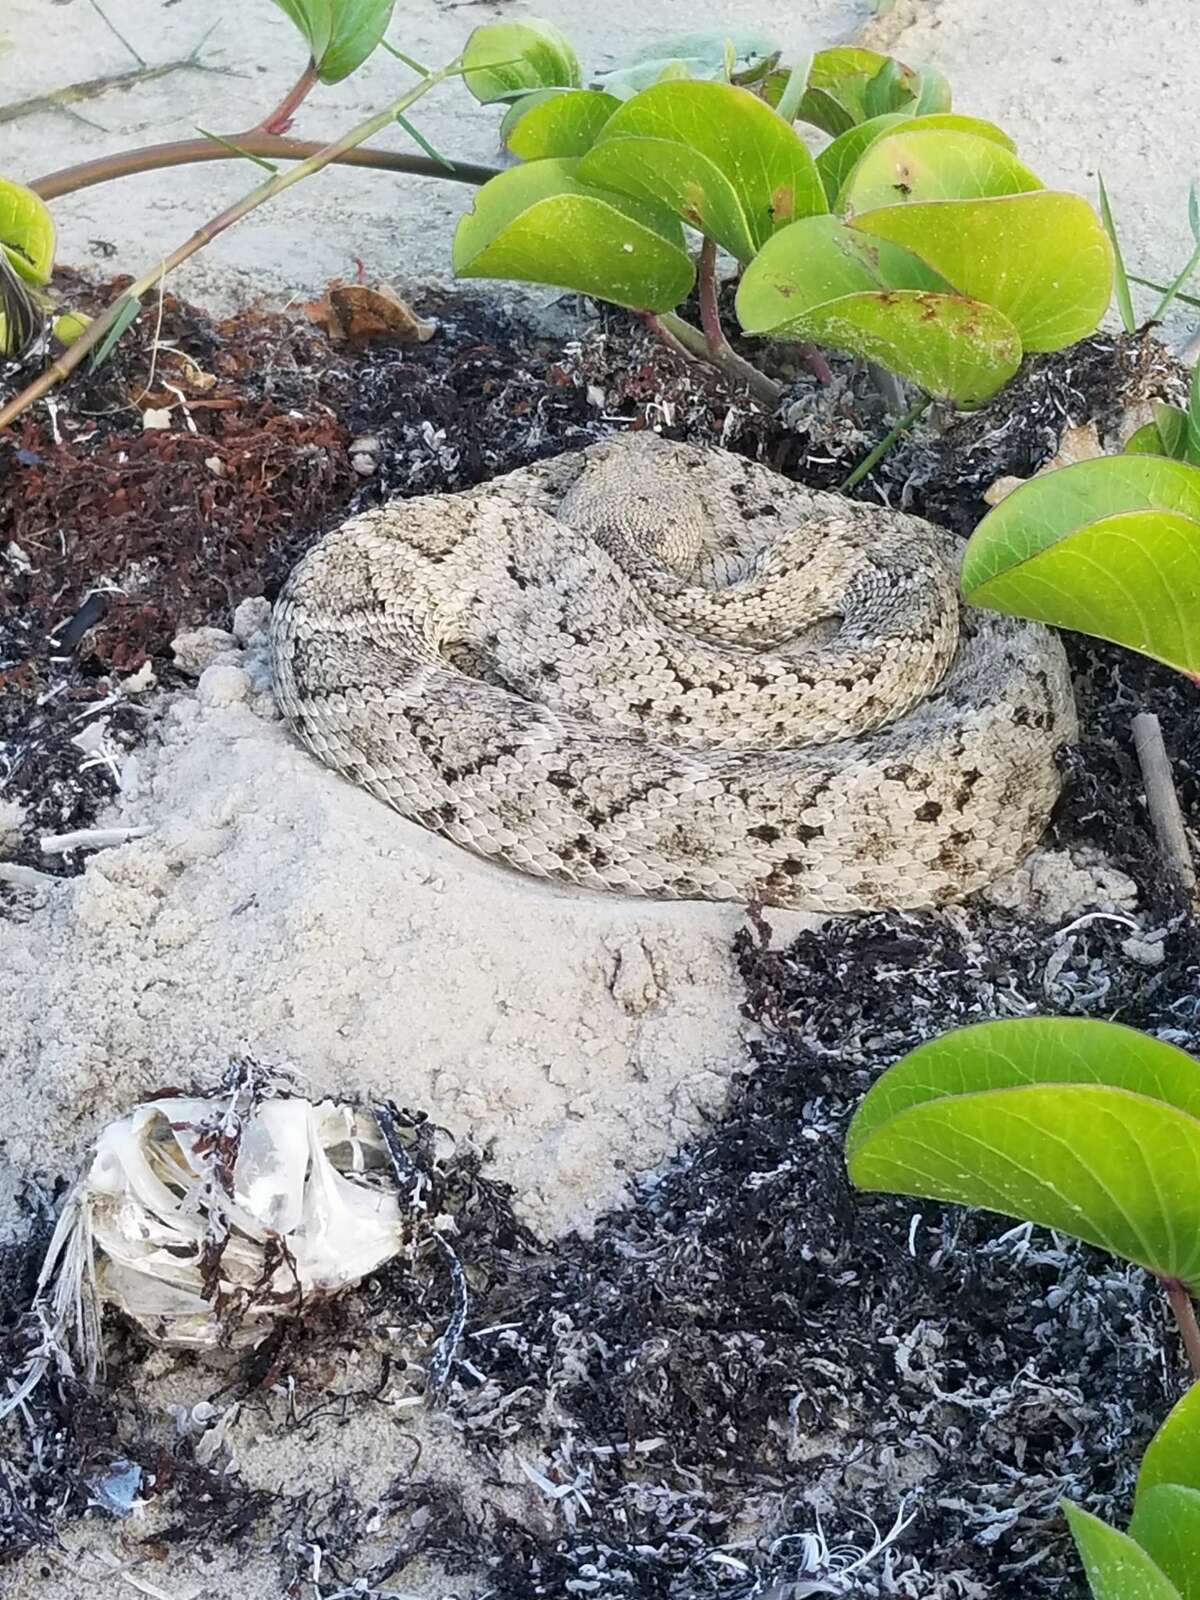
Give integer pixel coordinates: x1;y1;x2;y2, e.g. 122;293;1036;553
271;435;1076;913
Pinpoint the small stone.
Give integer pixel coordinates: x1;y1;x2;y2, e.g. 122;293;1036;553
232;596;272;646
1121;935;1166;966
197;662;250;707
172;626;239;676
121;660;157;693
142;407;172;431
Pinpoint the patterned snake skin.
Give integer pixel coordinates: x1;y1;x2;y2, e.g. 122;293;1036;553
270;434;1077;913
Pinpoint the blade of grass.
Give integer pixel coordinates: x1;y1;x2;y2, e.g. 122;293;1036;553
1129;271;1200;311
197;127;279;173
840;394;931;491
1098;172;1136;335
394;112;454;169
1152;240;1200;323
89;295;141;369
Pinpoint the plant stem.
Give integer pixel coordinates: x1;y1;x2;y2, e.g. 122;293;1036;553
697;238;724;355
840;394;931;491
256;60;321;135
28;137;502;202
0;60;463;433
1162;1277;1200;1380
1132;711;1199;904
655;311;782;409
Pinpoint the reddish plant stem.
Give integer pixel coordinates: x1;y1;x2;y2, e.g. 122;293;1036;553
1162;1277;1200;1380
800;342;834;385
29;137;501;201
697;237;724;355
255;60;321;135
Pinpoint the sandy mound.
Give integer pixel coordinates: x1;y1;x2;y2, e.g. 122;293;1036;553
0;602;817;1244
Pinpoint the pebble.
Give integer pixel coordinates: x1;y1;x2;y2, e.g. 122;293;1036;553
197;662;251;707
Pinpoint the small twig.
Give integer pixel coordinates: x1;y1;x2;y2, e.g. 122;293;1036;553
840;393;931;491
1132;711;1198;902
89;0;147;68
0;55;228;126
1161;1277;1200;1381
657;310;782;409
29;135;501;201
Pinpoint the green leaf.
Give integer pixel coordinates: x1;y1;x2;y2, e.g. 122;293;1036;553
1125;404;1189;461
779;46;895;134
503;88;619;160
840;127;1043;214
960;456;1200;674
453;157;694;312
577;80;828;264
853;190;1113;350
268;0;394;82
817;112;1015;208
1129;1486;1200;1598
913;63;953;115
1098;172;1137;336
269;0;333;63
736;213;1020;406
90;295;142;370
462;19;580;105
1188;362;1200;466
862;57;920;120
1064;1503;1183;1600
1138;1382;1200;1502
593;30;780;99
847;1017;1200;1288
0;175;56;285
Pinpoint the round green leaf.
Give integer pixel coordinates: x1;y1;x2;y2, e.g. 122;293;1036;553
736;213;1019;406
818;112;1015;208
772;46;893;134
961;457;1200;674
1125;404;1189;461
0;175;56;286
847;1018;1200;1288
577;80;828;264
840;127;1043;215
1138;1383;1200;1503
462;20;581;105
853;191;1113;350
1130;1486;1200;1599
593;30;780;99
453;158;694;312
503;89;620;160
1064;1503;1183;1600
268;0;393;82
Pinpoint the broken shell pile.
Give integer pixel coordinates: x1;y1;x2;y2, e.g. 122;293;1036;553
39;1091;408;1363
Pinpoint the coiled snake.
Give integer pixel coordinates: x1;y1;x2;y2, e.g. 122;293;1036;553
271;434;1076;913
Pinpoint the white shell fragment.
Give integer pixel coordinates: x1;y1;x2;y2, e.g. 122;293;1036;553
24;1089;408;1377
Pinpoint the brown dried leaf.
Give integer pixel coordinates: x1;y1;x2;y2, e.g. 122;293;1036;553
303;279;437;347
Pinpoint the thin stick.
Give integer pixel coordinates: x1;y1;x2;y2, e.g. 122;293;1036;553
657;311;782;409
0;56;225;126
1162;1277;1200;1381
697;238;724;355
28;136;501;200
1132;711;1198;901
0;59;464;432
840;394;931;491
89;0;147;67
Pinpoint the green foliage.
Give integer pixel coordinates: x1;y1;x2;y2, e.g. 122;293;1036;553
452;158;694;312
735;214;1021;407
592;30;780;99
575;81;827;264
1064;1504;1183;1599
461;19;580;104
0;175;55;286
0;176;55;356
269;0;395;83
1064;1385;1200;1598
501;89;619;159
1097;171;1137;335
847;1017;1200;1286
1125;365;1200;466
961;455;1200;675
454;25;1112;406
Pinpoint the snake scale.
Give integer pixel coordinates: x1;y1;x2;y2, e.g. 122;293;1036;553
270;434;1077;913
